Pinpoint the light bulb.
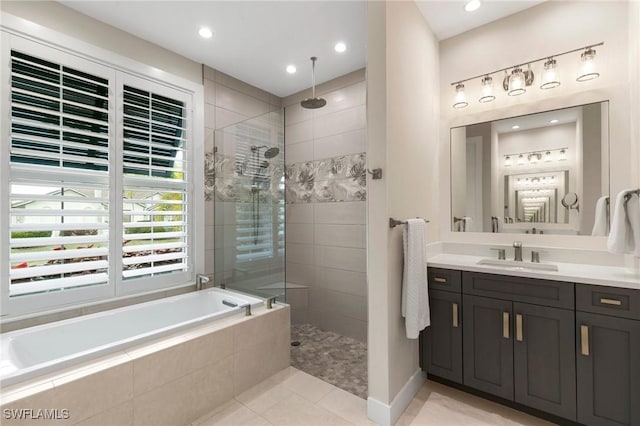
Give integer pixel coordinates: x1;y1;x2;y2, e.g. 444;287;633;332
517;154;525;165
508;67;526;96
559;149;567;161
479;75;495;103
453;83;468;109
504;155;512;167
577;48;599;81
545;151;552;162
540;58;560;89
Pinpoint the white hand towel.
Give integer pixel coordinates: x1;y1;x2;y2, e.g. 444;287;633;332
401;219;430;339
462;216;472;232
591;196;609;236
608;190;636;254
626;194;640;257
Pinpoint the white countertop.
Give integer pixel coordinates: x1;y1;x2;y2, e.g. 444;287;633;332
427;253;640;290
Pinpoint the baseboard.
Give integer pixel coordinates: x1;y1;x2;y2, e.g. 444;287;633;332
367;369;426;426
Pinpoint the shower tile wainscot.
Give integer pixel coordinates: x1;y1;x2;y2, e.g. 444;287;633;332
0;305;290;426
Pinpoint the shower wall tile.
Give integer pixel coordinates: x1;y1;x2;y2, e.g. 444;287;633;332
314;246;366;273
215;107;248;130
285;223;314;245
314;224;365;249
285;120;313;145
204;78;216;105
335;292;368;322
314;202;365;225
286;204;314;224
286;140;313;165
315;268;366;298
214;70;271;104
313;105;366;140
285;262;315;287
205;103;216;129
283;68;365;106
215;84;270;119
285;102;314;126
314;81;366;118
314;129;366;161
205;225;215;251
285;243;314;265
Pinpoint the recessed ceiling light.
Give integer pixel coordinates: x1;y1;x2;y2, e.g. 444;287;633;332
286;65;297;74
198;27;213;39
512;125;520;130
334;42;347;53
464;0;481;12
550;119;559;124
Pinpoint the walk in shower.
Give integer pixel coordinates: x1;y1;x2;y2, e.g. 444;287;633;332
209;110;285;303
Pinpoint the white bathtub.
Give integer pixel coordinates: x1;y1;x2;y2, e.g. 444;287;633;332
0;287;263;387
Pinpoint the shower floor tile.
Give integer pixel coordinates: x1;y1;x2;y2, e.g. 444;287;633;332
290;323;367;399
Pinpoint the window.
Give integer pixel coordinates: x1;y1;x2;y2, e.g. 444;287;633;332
1;30;202;316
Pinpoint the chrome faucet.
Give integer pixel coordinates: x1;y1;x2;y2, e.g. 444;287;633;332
196;274;210;291
513;241;523;261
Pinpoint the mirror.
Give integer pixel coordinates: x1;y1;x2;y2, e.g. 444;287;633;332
451;101;609;236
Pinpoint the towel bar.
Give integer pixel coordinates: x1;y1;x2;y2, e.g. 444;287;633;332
389;217;429;228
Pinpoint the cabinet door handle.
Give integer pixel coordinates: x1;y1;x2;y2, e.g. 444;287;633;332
503;312;510;339
581;325;590;356
433;277;447;283
452;303;459;328
516;314;523;342
600;298;621;306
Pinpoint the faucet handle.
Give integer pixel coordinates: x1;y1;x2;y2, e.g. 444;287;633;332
531;251;540;263
490;248;506;260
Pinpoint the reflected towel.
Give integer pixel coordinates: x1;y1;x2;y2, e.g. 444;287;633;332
627;194;640;257
496;217;503;233
607;190;637;255
591;196;609;236
462;216;472;232
401;219;430;339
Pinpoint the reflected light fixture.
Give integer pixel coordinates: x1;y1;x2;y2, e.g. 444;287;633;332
453;83;468;109
517;154;525;165
559;149;567;161
577;47;599;81
504;155;512;167
508;67;526;96
479;75;495;103
540;57;560;89
198;27;213;39
464;0;481;12
545;151;552;162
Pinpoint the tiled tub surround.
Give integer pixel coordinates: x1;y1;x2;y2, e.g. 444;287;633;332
284;71;367;342
0;305;290;426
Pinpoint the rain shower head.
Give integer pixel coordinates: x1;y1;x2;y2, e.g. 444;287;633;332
251;145;280;159
301;57;326;110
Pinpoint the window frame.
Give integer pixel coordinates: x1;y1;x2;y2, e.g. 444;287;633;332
1;14;204;319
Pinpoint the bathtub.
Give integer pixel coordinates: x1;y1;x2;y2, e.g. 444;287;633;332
0;287;263;387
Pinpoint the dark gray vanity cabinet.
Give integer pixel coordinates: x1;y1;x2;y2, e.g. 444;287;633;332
421;268;463;384
462;272;576;421
575;284;640;426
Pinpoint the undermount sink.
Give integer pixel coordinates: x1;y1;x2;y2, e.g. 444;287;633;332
477;258;559;272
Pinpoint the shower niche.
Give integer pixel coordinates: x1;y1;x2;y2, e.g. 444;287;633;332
209;110;285;302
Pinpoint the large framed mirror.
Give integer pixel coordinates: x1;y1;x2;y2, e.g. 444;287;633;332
450;101;609;236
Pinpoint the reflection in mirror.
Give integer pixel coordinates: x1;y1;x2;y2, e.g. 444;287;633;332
450;101;609;236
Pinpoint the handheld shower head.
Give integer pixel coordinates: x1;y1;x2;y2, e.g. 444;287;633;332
251;145;280;159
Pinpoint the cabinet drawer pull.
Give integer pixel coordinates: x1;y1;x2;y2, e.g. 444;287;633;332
516;314;523;342
503;312;510;339
600;298;622;306
581;325;590;356
433;277;447;283
452;303;459;328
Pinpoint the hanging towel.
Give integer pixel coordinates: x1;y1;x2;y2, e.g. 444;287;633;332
401;218;430;339
626;194;640;257
591;196;610;236
608;190;637;254
462;216;472;232
495;216;503;233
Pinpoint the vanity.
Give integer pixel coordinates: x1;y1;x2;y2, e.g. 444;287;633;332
420;255;640;426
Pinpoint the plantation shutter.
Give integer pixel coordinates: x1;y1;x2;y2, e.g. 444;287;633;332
121;84;189;281
8;50;111;296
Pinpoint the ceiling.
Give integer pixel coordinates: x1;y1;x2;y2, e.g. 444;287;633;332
59;1;544;98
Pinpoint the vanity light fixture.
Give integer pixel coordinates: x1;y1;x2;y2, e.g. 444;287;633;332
508;67;526;96
545;151;552;162
504;155;512;167
577;47;599;81
540;57;560;89
504;148;568;166
559;149;567;161
449;42;603;110
453;83;468;109
479;75;495;103
517;154;525;165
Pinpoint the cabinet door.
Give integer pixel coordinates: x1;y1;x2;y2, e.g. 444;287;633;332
513;303;576;420
463;294;514;400
422;289;462;383
576;312;640;426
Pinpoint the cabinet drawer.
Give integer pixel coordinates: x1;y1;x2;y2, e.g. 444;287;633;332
463;271;574;309
576;284;640;320
428;268;461;292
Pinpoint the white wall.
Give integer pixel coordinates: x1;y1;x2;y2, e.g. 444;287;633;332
0;1;201;84
367;1;439;424
439;1;635;252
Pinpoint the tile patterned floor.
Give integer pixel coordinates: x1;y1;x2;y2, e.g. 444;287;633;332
192;367;554;426
290;324;367;399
